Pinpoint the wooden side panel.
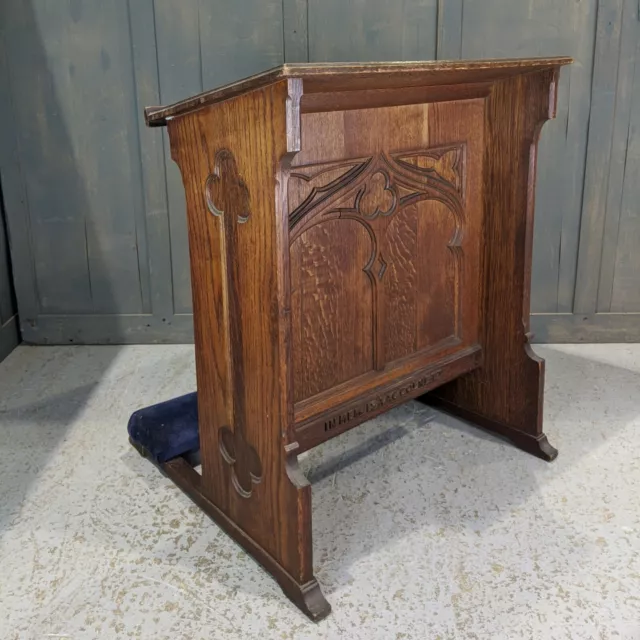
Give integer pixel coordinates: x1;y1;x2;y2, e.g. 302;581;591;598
289;99;484;409
426;70;559;452
168;81;318;594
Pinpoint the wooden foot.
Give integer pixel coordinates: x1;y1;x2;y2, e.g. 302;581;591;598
157;457;331;622
420;396;558;462
285;578;332;622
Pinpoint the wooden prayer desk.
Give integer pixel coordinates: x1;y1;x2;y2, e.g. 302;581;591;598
144;57;571;621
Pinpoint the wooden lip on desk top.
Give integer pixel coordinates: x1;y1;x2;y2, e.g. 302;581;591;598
144;57;573;127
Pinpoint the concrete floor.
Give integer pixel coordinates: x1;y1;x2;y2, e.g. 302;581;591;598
0;344;638;639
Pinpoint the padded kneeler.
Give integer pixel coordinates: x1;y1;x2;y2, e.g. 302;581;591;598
127;392;199;464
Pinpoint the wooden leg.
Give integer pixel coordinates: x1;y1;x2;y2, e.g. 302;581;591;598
419;71;560;463
419;344;556;462
425;396;557;461
161;457;330;621
127;444;331;621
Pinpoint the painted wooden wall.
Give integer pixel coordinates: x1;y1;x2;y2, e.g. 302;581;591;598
0;0;638;344
0;191;18;361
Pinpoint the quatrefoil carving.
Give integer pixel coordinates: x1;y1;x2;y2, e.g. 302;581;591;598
204;149;251;224
358;170;397;219
219;426;263;498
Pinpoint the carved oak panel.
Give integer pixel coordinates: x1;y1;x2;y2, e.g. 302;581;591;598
288;101;484;407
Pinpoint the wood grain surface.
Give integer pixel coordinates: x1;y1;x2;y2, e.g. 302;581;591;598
145;57;572;125
421;68;562;461
168;79;329;620
153;57;570;620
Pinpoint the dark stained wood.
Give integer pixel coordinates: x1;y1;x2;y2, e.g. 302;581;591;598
419;68;563;460
144;56;571;620
299;83;492;113
167;78;329;620
288;99;485;427
295;346;482;453
145;57;572;126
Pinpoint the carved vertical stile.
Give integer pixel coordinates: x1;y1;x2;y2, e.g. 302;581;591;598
168;80;330;619
203;149;264;499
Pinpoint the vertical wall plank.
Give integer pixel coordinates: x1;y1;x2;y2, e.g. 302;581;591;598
611;31;640;312
436;0;463;60
199;0;283;88
1;0;149;319
308;0;438;62
0;195;15;326
156;0;285;315
597;0;639;311
128;0;174;320
3;0;93;314
459;0;598;315
0;16;40;329
573;0;625;314
283;0;309;62
154;1;202;314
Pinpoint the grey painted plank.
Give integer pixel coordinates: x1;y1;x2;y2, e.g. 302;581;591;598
283;0;309;62
198;0;284;88
2;0;148;315
531;313;640;343
3;0;96;315
16;310;640;346
555;3;599;313
436;0;463;60
597;0;639;312
0;199;15;325
62;1;149;314
154;1;203;315
573;0;625;314
611;30;640;312
308;0;438;62
128;0;174;319
0;14;41;324
154;0;285;316
459;0;598;314
0;315;19;362
20;313;194;346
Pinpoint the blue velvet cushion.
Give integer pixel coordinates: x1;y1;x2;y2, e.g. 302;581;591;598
127;392;199;464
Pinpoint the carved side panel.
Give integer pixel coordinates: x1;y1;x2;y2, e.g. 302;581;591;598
289;145;466;402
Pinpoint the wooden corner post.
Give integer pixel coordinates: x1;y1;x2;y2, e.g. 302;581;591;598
167;78;330;620
421;69;561;461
